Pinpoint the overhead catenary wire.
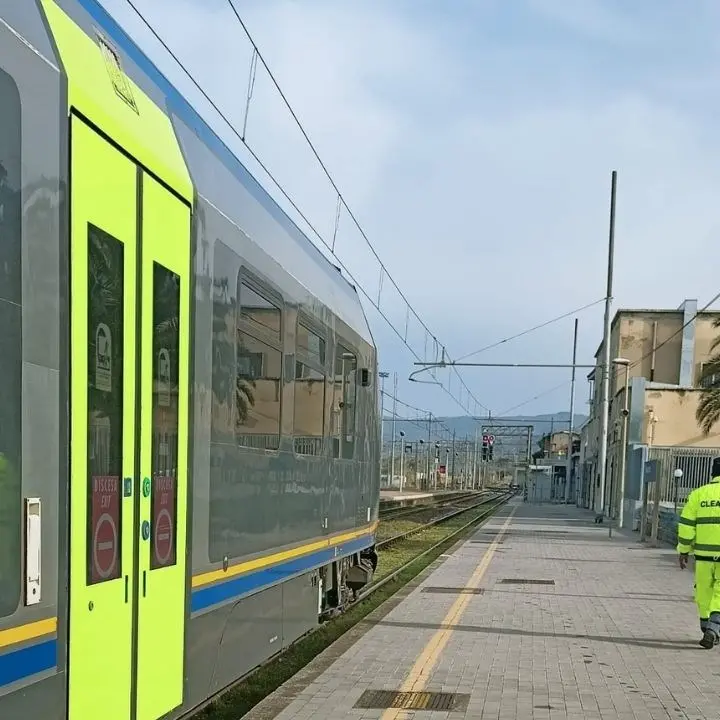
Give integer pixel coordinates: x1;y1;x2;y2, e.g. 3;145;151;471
121;0;488;418
380;390;453;439
496;289;720;425
624;290;720;374
456;297;605;362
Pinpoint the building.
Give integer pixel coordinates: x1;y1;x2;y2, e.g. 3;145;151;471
532;430;580;502
579;299;720;528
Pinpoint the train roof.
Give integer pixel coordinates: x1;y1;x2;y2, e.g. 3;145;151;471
48;0;374;344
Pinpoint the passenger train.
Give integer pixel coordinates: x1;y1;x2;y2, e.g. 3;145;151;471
0;1;380;718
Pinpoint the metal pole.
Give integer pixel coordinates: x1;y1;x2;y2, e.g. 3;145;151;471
597;169;617;516
565;318;578;503
426;413;432;492
473;428;480;490
650;472;662;546
451;431;456;488
617;363;630;528
390;372;397;489
399;435;405;494
379;371;389;480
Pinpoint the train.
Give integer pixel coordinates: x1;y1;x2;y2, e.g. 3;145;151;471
0;1;381;718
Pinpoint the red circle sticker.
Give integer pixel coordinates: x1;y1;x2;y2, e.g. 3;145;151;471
93;512;118;579
154;508;174;566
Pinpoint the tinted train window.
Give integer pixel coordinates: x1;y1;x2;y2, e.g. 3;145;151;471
236;281;282;450
236;331;282;450
150;263;180;569
239;282;280;339
332;345;357;459
0;67;22;617
87;225;124;585
294;323;325;456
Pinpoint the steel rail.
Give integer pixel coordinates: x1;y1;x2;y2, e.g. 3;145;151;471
376;492;505;549
184;492;513;720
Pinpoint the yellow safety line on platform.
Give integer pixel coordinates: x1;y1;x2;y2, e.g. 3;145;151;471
380;505;517;720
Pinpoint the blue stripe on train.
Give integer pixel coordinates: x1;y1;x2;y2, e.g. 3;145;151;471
0;639;56;688
190;534;374;613
0;534;374;686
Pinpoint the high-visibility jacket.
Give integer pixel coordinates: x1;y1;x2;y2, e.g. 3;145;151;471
677;477;720;558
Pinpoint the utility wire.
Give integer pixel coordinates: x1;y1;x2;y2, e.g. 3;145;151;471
222;0;486;415
380;390;453;439
625;290;720;374
121;0;488;418
497;381;571;418
456;297;605;362
495;289;720;426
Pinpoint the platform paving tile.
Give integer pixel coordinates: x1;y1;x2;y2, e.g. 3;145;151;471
244;500;720;719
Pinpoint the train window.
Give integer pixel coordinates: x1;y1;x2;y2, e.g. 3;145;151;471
87;225;124;585
297;322;325;365
239;282;281;340
236;330;282;450
0;67;22;617
150;263;180;569
294;323;326;456
332;345;357;459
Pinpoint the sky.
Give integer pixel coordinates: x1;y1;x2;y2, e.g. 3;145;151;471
99;0;720;421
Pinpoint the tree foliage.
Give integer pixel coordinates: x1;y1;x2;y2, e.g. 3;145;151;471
696;317;720;435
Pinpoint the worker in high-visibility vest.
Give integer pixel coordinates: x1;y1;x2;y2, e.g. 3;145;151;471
678;456;720;648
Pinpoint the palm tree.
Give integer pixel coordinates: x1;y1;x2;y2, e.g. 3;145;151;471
235;376;255;427
696;317;720;434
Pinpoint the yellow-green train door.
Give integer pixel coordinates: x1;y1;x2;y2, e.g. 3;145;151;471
68;116;138;719
135;173;191;720
69;117;191;720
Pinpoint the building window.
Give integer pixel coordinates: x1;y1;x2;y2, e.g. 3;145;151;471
332;345;357;459
699;362;720;389
236;281;283;451
294;323;326;456
0;67;21;617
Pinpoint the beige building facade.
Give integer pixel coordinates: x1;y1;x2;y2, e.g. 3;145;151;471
579;299;720;527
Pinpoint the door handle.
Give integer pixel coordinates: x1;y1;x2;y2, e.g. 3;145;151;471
124;575;129;603
142;570;147;598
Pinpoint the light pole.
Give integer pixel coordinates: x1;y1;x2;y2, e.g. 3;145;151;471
379;371;389;480
390;372;398;488
399;431;406;494
610;357;630;536
673;468;683;517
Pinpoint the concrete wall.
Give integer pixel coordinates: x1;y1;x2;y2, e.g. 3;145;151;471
643;387;720;447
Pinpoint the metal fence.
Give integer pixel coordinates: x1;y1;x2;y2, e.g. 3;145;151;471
647;445;720;505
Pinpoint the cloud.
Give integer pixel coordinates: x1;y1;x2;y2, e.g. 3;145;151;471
101;0;720;417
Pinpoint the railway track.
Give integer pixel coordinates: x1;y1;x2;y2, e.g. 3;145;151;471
378;490;483;521
190;490;513;720
351;490;512;607
375;490;506;549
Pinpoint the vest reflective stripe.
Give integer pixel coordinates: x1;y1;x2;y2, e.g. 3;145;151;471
677;476;720;557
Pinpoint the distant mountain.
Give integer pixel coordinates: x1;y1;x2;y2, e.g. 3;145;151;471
381;411;588;445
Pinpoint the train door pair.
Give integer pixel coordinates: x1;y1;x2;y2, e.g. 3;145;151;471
67;115;191;720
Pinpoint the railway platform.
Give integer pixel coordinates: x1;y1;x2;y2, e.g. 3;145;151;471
245;499;718;720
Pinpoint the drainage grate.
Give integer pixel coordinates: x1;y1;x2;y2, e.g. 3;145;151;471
422;586;484;595
354;690;470;711
499;578;555;585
